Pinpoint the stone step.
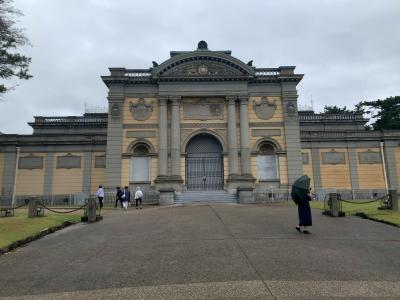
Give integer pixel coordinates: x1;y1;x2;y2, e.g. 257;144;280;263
175;191;238;204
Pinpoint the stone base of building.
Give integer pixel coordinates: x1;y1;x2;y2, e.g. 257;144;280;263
158;188;175;205
154;175;184;192
237;187;255;203
226;174;256;194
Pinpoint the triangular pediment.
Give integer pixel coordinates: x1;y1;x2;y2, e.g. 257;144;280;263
152;51;255;80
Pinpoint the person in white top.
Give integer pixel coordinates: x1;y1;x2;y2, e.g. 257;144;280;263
134;187;143;209
96;185;105;209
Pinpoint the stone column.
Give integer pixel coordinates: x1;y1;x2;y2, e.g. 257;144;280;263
239;96;252;176
170;96;182;179
226;96;239;177
157;96;168;178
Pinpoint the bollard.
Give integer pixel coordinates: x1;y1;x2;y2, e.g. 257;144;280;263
88;198;97;223
329;193;339;217
388;190;398;211
28;197;39;218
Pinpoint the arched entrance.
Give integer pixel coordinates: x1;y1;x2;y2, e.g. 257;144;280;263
185;133;224;190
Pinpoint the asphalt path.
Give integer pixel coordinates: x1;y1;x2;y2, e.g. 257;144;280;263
1;203;400;299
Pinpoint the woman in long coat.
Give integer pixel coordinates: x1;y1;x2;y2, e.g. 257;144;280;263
291;175;312;234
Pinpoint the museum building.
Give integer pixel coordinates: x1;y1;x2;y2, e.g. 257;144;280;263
0;41;399;204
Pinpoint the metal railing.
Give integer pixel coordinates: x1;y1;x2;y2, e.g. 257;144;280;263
298;113;365;121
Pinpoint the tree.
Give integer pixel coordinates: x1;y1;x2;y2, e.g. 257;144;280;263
323;105;352;114
0;0;31;94
357;96;400;130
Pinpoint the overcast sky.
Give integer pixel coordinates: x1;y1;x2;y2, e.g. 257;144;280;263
1;0;399;134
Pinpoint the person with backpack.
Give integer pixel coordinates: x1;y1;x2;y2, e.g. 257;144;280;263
115;187;123;208
96;185;104;209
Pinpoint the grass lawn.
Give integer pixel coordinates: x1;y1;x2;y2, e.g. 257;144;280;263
310;200;400;226
0;210;81;249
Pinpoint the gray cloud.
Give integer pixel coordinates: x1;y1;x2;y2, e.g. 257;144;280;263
1;0;399;133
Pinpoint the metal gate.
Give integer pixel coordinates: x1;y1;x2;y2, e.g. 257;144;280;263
186;154;224;190
185;133;224;190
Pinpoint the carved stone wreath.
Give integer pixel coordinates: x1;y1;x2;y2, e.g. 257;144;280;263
253;97;277;120
129;98;153;121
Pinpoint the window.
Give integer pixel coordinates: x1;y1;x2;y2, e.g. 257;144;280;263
257;143;279;180
130;144;151;182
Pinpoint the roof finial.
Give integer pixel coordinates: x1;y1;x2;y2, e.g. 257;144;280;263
197;40;208;50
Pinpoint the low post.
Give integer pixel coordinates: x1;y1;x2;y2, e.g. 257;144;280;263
88;197;97;222
388;189;398;211
329;193;339;217
28;197;38;218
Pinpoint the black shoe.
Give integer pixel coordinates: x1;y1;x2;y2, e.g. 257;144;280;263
136;207;138;209
296;226;301;232
303;230;311;234
140;207;142;209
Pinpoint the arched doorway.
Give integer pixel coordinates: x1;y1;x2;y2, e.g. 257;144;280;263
185;133;224;190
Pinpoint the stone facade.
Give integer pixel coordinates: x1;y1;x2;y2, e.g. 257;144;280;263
0;41;399;204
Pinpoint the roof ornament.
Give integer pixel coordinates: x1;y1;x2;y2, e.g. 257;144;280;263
197;40;208;50
152;61;158;67
247;60;253;66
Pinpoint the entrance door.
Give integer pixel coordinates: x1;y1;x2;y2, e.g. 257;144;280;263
185;134;224;190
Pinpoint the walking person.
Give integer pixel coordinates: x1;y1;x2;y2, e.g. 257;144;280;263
291;175;313;234
96;185;104;210
122;186;131;211
135;187;143;209
115;187;123;208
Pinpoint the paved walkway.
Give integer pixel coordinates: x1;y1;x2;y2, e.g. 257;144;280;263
1;204;400;299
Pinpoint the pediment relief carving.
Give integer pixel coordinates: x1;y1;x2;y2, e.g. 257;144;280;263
161;61;248;78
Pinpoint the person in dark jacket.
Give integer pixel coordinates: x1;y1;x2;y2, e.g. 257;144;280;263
291;175;312;234
115;187;123;208
122;186;131;210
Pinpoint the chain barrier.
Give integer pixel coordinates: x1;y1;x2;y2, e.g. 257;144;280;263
14;202;28;209
338;194;389;205
38;202;88;214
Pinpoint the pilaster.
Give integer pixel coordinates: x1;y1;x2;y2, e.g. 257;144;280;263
281;83;303;186
105;84;124;191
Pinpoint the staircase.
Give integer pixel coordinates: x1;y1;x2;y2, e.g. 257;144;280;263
174;190;238;204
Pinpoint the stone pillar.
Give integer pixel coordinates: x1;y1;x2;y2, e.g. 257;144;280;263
157;96;168;178
226;96;239;178
239;96;252;177
389;189;398;211
383;141;399;189
170;96;182;179
28;197;39;218
87;197;97;223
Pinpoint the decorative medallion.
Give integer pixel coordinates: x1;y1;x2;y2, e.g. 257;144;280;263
286;102;297;116
129;98;153;121
198;64;208;75
253;97;277;120
110;104;120;117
